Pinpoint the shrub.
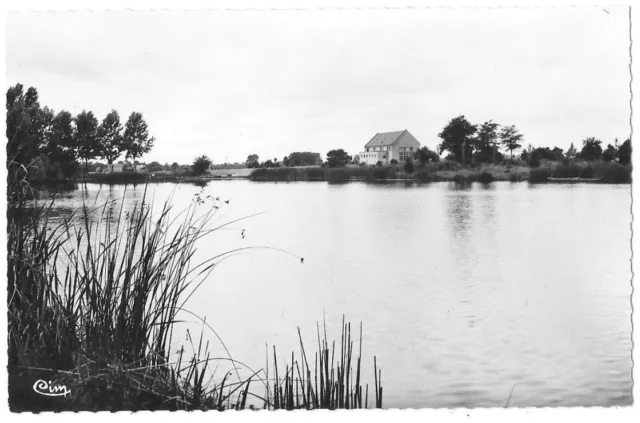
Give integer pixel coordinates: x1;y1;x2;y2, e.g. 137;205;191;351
476;171;494;184
403;161;414;174
359;162;366;167
376;161;383;167
390;159;398;165
602;163;631;183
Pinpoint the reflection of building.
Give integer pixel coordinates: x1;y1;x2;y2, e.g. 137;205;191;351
356;130;421;165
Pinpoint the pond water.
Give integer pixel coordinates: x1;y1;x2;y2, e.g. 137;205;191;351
36;180;633;408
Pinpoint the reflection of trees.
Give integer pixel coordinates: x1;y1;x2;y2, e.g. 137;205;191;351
446;192;473;243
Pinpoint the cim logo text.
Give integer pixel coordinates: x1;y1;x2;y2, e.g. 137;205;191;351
33;380;71;397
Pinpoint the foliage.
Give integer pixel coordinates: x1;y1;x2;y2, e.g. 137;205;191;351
473;120;501;163
437;115;477;165
74;110;99;170
390;159;398;165
326;149;352;168
500;125;523;159
192;155;213;176
618;139;631;165
97;110;124;171
403;159;414;173
123;112;155;171
414;146;440;166
601;144;618;162
146;161;164;172
578;137;603;161
6;84;46;167
283;152;322;167
246;154;260;168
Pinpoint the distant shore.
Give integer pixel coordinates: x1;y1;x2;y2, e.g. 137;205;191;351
28;160;631;186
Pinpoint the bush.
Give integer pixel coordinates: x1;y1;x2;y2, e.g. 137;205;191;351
359;162;366;167
602;163;631;183
403;161;414;174
376;161;383;167
390;159;398;165
476;171;494;184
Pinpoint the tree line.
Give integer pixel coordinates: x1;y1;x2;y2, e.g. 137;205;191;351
242;115;631;171
435;115;631;167
6;83;155;179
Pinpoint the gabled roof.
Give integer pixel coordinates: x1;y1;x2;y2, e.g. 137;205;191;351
365;130;407;147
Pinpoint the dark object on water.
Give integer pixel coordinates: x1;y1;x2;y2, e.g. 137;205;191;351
300;257;304;263
547;177;602;183
225;200;230;204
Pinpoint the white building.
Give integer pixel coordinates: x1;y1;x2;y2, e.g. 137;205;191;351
356;130;421;165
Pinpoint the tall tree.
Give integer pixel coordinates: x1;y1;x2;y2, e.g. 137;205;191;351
97;110;124;172
500;125;523;159
246;154;260;168
192;155;212;176
566;142;578;161
6;84;45;167
475;120;501;163
578;137;603;161
618;139;631;165
43;110;77;178
601;144;618;162
74;110;99;176
123;112;155;172
437;115;477;165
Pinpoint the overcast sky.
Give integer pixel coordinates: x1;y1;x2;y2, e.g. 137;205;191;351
7;7;630;165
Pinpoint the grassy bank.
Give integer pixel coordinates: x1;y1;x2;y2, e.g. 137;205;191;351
249;161;631;184
8;166;382;411
528;162;631;183
249;163;530;183
28;172;246;186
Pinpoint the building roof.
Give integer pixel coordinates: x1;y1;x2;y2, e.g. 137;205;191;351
365;130;408;147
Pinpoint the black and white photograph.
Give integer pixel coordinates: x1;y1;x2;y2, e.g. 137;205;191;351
3;0;636;415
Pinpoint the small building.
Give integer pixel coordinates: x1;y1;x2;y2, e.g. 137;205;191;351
356;130;421;165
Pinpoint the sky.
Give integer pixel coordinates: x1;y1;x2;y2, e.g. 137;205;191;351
6;7;631;165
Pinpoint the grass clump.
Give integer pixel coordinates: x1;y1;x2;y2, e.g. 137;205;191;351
476;171;494;184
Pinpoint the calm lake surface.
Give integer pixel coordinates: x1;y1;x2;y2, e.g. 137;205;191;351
37;180;633;408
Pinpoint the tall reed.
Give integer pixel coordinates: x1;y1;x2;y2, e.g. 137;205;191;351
7;165;383;410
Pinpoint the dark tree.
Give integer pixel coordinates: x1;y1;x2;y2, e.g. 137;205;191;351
326;149;352;167
192;155;212;176
601;144;618;162
283;152;323;167
146;161;164;172
618;138;631;165
123;112;155;171
6;84;46;167
97;110;123;172
578;137;603;161
74;110;99;175
246;154;260;168
474;121;501;163
500;125;523;159
566;142;578;161
437;115;477;165
43;110;78;178
414;146;440;166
